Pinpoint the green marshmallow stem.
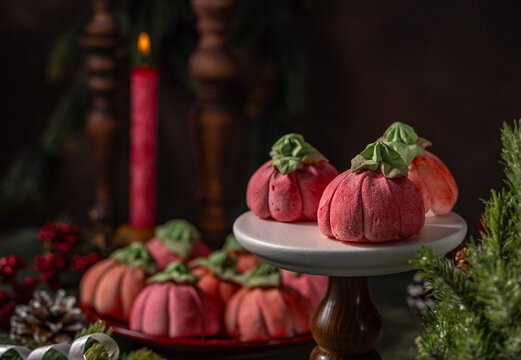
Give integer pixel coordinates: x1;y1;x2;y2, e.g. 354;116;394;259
155;219;200;259
242;263;281;289
351;141;409;179
269;133;328;175
110;242;156;275
383;122;418;145
223;234;247;253
381;122;432;165
189;249;240;283
148;262;199;285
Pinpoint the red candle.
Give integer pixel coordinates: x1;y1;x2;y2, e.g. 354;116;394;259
130;33;158;229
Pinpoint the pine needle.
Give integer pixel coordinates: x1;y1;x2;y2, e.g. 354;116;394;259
413;119;521;359
46;11;90;82
121;348;166;360
73;320;113;355
84;343;111;360
0;80;88;212
74;320;113;339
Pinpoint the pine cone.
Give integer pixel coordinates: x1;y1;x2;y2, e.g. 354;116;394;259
455;247;470;271
9;289;84;344
406;272;436;317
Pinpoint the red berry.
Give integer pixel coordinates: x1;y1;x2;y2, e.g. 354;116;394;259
54;242;71;253
72;252;102;273
24;276;37;286
0;291;10;302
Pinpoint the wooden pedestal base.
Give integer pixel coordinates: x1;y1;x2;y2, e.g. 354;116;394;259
310;277;383;360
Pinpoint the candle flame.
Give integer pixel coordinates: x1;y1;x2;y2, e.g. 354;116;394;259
137;32;151;57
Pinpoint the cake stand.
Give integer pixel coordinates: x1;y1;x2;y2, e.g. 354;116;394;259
233;211;467;359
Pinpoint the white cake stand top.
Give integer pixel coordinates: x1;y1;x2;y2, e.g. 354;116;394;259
233;211;467;277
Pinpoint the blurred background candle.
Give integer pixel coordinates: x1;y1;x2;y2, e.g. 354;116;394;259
130;32;158;229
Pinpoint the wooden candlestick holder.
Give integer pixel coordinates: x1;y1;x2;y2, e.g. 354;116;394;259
188;0;238;246
80;0;119;228
114;224;155;246
233;211;467;359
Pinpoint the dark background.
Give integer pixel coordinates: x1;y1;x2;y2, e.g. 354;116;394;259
2;0;521;232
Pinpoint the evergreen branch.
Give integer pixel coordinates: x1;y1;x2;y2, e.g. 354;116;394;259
501;120;521;199
0;349;24;360
0;143;58;211
501;325;521;359
84;342;111;360
42;79;89;153
46;11;90;82
0;79;88;211
74;320;113;339
0;333;13;345
414;120;521;359
40;349;68;360
121;348;166;360
413;245;477;312
478;189;516;262
165;27;197;91
74;320;113;354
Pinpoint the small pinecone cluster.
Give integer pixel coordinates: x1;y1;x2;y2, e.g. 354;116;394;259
10;289;84;344
406;272;436;317
455;247;470;272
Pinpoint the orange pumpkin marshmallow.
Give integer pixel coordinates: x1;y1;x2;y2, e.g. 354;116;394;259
80;242;156;321
381;122;458;216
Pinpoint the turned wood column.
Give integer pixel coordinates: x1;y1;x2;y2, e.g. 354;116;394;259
80;0;119;226
311;277;383;360
189;0;237;245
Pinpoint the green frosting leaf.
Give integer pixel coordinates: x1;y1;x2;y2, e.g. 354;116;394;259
351;141;409;179
148;262;199;285
189;250;241;282
222;234;247;253
111;243;156;275
155;219;200;259
269;133;328;175
242;263;281;289
383;122;418;144
381;122;432;165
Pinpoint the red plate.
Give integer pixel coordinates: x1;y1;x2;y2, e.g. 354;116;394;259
81;305;314;355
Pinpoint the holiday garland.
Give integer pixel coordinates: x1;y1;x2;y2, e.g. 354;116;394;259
0;221;102;330
0;0;322;212
413;120;521;359
0;320;165;360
